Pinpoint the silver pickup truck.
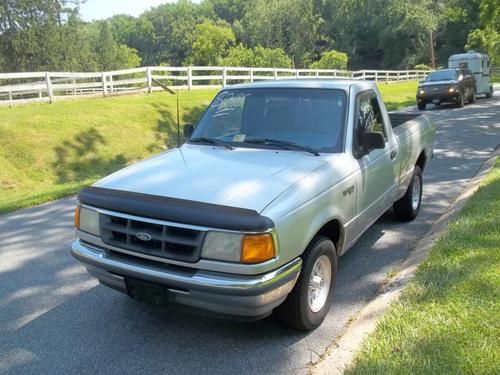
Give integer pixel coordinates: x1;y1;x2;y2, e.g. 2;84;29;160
72;80;436;330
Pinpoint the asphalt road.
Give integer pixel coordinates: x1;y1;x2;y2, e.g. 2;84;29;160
1;93;499;375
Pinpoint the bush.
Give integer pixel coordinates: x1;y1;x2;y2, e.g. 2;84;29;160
219;44;292;68
414;63;433;71
309;50;348;70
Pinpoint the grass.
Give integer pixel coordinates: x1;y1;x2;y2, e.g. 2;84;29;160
0;82;417;213
378;81;418;111
346;159;500;375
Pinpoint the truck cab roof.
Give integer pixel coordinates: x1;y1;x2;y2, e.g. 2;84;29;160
225;79;376;92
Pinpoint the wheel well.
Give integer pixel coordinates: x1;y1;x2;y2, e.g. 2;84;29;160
317;220;342;254
416;151;427;171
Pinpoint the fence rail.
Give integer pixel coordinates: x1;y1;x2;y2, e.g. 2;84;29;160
0;66;429;106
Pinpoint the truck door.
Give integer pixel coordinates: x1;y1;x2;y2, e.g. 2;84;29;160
353;91;399;234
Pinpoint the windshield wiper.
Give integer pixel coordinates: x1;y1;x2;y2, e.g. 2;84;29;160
245;138;320;156
189;137;234;150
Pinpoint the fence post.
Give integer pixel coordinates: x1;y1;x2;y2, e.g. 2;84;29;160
8;89;12;106
102;73;107;97
222;67;227;87
274;69;278;80
295;70;300;79
187;67;193;90
147;67;152;93
250;67;254;82
109;75;114;93
315;70;319;78
45;72;54;104
333;70;337;78
72;79;76;96
375;71;378;81
362;71;366;80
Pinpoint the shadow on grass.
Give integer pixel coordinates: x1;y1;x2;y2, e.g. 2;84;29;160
148;101;208;151
52;128;128;184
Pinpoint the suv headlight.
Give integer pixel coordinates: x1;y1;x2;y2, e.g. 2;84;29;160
75;206;100;236
201;231;275;264
449;85;458;92
418;87;425;95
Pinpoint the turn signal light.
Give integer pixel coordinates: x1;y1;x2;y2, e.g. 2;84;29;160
241;234;275;263
74;206;81;228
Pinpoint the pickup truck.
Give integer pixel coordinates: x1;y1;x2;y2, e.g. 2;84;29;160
71;80;436;330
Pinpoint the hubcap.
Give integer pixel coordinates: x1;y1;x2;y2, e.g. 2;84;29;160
412;175;421;211
308;255;332;313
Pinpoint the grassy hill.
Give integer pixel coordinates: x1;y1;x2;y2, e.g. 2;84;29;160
0;82;417;213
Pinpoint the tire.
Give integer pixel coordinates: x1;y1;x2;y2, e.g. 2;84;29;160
486;87;493;99
469;90;476;104
393;166;423;222
417;102;426;111
277;235;337;331
456;94;464;108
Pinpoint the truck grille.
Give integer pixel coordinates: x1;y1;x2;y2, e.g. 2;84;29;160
425;85;449;94
99;213;205;263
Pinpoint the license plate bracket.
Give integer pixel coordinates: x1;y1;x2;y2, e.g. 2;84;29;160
126;278;167;305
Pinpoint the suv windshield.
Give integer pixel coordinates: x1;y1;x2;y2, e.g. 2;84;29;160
189;88;347;153
425;70;458;82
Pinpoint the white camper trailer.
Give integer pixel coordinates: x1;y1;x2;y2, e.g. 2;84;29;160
449;51;493;98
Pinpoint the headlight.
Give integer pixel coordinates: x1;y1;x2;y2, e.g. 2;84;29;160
75;206;100;236
202;231;243;262
448;85;457;92
201;232;276;263
419;88;425;95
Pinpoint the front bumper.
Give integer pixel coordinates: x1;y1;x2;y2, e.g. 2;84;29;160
71;239;301;319
416;92;459;104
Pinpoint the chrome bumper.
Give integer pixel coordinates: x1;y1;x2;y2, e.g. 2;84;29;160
71;239;301;318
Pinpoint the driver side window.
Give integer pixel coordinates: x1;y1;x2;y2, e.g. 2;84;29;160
358;92;386;137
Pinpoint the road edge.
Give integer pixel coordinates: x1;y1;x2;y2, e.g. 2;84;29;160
311;145;500;375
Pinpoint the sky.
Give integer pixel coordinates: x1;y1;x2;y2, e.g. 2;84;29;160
79;0;180;21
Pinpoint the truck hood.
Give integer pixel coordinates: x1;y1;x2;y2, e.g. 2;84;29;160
420;80;457;87
94;144;326;213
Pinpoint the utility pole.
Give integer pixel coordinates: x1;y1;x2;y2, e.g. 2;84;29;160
430;30;436;69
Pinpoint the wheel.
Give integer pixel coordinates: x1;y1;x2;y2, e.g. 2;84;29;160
277;235;337;331
469;90;476;104
485;87;493;98
456;94;464;108
417;102;426;111
393;165;423;221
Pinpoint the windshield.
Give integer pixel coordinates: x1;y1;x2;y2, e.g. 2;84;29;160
425;70;458;82
189;88;346;153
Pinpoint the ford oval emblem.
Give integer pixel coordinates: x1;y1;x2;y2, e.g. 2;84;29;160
136;232;152;242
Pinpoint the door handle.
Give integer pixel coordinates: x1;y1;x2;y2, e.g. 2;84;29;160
390;150;397;160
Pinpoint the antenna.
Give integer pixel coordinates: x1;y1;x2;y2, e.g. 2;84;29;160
151;78;181;148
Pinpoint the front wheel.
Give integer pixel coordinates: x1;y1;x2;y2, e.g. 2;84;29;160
393;166;423;221
417;102;426;111
277;236;337;331
456;94;464;108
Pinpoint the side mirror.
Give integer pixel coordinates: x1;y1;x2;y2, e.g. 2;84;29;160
183;124;194;138
465;74;472;80
359;131;385;152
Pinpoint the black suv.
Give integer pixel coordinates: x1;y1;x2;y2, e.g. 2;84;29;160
416;68;476;110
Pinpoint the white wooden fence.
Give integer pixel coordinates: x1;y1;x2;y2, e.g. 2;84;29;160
0;66;428;106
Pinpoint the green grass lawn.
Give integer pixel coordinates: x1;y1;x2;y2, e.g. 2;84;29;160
346;159;500;375
0;82;417;213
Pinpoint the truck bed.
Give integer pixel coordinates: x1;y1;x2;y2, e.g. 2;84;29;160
389;112;423;128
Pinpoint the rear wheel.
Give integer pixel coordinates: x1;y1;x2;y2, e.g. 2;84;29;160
469;90;476;104
417;102;426;111
393;166;423;221
277;235;337;331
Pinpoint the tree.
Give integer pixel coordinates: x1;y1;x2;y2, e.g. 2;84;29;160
309;50;348;69
207;0;247;24
185;20;235;66
219;44;292;67
241;0;321;68
465;0;500;65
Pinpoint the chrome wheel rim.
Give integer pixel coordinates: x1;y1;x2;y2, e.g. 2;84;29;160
412;175;421;211
308;255;332;313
